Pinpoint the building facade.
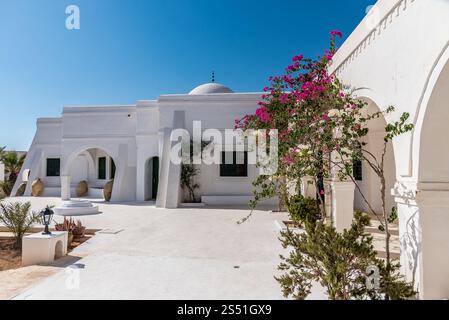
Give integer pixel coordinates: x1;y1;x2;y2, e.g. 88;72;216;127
10;0;449;299
11;83;274;207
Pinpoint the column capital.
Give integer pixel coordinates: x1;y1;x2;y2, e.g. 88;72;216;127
330;180;355;190
393;180;449;206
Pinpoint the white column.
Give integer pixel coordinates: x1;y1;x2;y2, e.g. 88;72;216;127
331;180;355;232
329;142;356;231
396;183;449;299
300;176;316;198
61;175;71;201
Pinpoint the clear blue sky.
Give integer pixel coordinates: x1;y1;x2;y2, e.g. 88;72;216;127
0;0;374;151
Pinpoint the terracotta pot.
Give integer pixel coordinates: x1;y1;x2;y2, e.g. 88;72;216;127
76;180;88;197
103;179;114;202
31;178;44;197
15;182;27;196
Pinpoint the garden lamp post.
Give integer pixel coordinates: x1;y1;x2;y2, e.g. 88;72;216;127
41;207;54;235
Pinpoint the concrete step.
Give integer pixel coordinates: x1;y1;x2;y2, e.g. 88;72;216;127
366;218;399;236
367;215;400;260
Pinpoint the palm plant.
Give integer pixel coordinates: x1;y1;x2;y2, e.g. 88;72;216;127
0;201;41;248
0;151;26;196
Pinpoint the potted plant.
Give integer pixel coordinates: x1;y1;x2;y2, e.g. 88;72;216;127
54;217;75;248
72;220;86;240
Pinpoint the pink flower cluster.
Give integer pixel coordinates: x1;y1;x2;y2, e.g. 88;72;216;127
282;154;294;165
330;30;343;39
279;128;293;142
236;30;344;135
255;106;271;123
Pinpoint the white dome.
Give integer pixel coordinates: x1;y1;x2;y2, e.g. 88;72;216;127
189;83;234;95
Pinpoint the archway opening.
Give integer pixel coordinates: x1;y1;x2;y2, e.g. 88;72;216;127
67;147;117;199
354;99;396;216
419;59;449;182
144;157;159;201
54;240;64;259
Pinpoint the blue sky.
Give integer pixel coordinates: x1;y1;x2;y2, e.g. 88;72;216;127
0;0;374;150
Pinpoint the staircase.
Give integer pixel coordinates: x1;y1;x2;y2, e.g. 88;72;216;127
366;215;400;260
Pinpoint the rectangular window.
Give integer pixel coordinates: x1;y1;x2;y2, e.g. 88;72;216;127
353;159;363;181
220;151;248;177
98;157;106;180
46;158;60;177
110;158;116;179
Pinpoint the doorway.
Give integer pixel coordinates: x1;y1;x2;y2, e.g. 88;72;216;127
145;157;159;200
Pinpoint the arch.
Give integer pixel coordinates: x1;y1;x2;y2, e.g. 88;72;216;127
63;146;118;199
54;240;64;259
354;97;397;215
416;53;449;182
404;47;449;299
412;42;449;181
62;144;117;176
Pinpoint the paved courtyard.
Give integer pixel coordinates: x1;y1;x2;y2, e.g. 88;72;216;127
1;197;326;300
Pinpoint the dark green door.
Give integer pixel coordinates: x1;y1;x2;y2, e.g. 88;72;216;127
152;157;159;199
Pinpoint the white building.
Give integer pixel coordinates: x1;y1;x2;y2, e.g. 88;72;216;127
11;82;269;207
10;0;449;299
327;0;449;299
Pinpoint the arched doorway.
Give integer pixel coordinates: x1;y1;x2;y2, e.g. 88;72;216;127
354;99;396;216
144;157;159;201
65;147;117;200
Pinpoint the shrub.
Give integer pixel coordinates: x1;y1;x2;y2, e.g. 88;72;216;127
276;211;415;300
54;217;76;233
0;201;41;248
181;164;200;203
286;195;321;224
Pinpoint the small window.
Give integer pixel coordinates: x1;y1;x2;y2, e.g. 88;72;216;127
110;158;116;179
220;152;248;177
353;159;363;181
98;157;106;180
46;158;60;177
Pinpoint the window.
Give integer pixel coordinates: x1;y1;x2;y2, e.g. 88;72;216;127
353;159;363;181
110;158;116;179
98;157;106;180
220;151;248;177
46;158;60;177
353;143;363;181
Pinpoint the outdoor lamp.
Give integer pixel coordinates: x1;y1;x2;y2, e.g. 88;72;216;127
41;206;54;235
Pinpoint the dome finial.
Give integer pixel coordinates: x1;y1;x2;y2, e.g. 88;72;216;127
211;71;215;83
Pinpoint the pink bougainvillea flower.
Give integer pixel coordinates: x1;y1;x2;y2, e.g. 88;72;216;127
279;93;289;104
330;30;343;38
285;65;294;72
292;54;304;62
255;107;271;123
282;154;294;165
324;50;334;61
